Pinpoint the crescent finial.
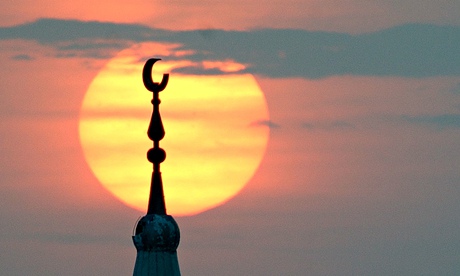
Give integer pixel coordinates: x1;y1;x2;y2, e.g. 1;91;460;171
142;58;169;93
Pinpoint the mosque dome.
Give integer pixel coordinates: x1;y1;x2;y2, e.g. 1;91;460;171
133;214;180;252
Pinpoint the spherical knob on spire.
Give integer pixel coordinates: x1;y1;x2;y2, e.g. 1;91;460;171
147;148;166;164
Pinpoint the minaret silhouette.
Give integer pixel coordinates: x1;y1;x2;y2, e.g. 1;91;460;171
132;58;181;275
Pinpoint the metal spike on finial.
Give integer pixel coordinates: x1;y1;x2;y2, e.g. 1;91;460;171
143;58;169;215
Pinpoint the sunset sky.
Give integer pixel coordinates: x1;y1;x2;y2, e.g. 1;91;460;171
1;1;460;275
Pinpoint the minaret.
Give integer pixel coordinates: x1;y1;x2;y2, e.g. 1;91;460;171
132;58;181;275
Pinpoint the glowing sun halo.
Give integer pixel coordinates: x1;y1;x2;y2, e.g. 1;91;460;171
79;43;269;216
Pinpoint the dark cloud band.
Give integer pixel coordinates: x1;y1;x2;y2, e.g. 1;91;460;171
1;18;459;78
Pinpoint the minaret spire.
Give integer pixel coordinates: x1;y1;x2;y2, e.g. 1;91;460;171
143;58;168;215
132;58;181;276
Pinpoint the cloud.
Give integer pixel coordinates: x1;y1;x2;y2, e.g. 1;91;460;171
301;120;355;131
0;18;159;43
171;60;248;75
449;82;460;95
250;119;280;129
11;54;34;60
1;19;460;78
172;66;234;75
402;114;460;129
25;231;126;246
53;40;133;59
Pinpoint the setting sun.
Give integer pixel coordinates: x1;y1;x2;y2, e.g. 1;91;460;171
79;43;269;216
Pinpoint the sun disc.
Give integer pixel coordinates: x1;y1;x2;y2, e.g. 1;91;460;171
79;43;269;216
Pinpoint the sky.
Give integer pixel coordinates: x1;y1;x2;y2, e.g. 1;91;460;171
1;1;460;275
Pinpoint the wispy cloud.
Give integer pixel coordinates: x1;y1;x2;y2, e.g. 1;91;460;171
449;82;460;95
11;54;34;60
26;231;125;245
301;120;355;131
171;59;249;75
402;114;460;130
250;119;280;129
1;19;460;78
0;18;160;43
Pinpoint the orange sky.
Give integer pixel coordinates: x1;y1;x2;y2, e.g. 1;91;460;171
1;1;460;275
